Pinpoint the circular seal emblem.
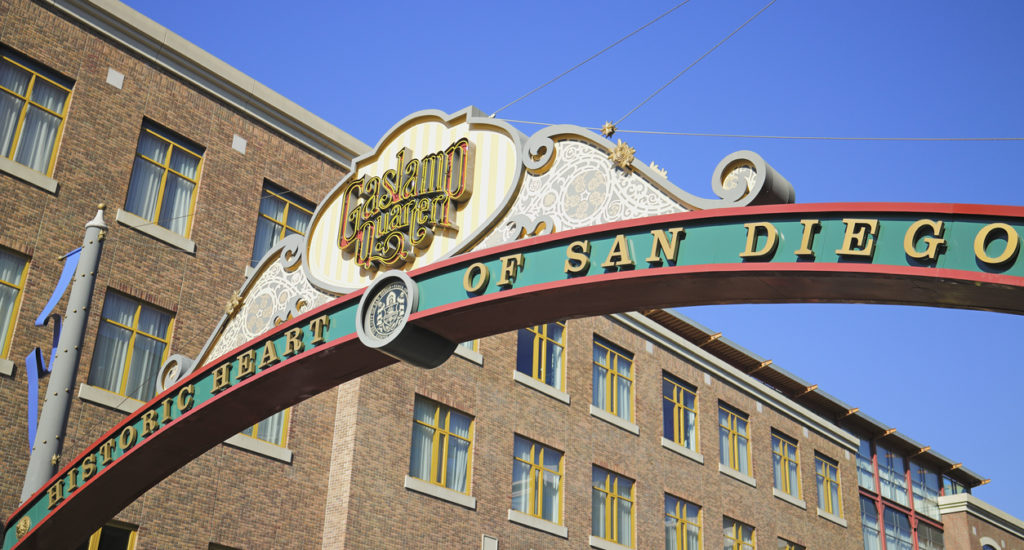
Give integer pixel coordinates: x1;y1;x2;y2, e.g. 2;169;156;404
364;280;409;341
15;515;30;538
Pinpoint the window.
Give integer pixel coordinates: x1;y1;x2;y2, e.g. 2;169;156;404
516;321;566;391
883;507;912;550
241;409;289;447
592;337;633;421
124;122;203;237
74;522;137;550
662;372;698;451
664;494;700;550
87;292;172;402
723;517;755;550
856;439;875;491
0;248;28;358
777;539;804;550
250;182;314;267
876;445;908;505
941;475;968;495
910;461;940;520
772;432;800;498
409;396;473;493
916;523;943;550
860;496;881;550
511;435;563;524
0;51;71;175
459;339;479;352
719;404;750;475
815;454;842;516
592;466;634;547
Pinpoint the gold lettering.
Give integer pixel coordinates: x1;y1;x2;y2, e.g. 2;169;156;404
974;222;1021;266
211;364;232;394
602;234;635;268
463;262;489;293
118;426;138;451
904;219;946;261
836;219;879;258
564;240;591;274
47;479;65;509
142;409;160;437
740;222;779;259
284;328;305;357
177;384;195;412
794;219;820;258
65;468;78;492
259;340;281;370
98;438;117;466
236;349;256;380
497;254;525;287
309;314;331;345
160;397;174;424
646;228;685;265
81;455;96;481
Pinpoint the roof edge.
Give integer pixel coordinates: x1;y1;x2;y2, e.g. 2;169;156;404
45;0;370;166
938;493;1024;540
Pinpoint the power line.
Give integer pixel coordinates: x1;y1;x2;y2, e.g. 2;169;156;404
614;0;778;127
500;119;1024;141
490;0;695;118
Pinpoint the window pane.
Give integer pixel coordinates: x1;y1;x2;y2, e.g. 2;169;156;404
0;60;30;95
541;470;560;522
14;105;60;172
29;79;66;112
88;321;131;392
125;333;165;401
158;173;194;235
169;147;198;179
409;422;433;480
255;410;286;445
511;459;530;513
95;524;133;550
0;91;23;157
287;204;311;233
124;157;163;221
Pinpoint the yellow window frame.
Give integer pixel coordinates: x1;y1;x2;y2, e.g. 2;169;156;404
513;436;564;523
242;408;291;447
0;53;72;176
663;373;698;451
132;126;203;237
816;454;843;515
523;321;566;390
777;538;804;550
79;521;137;550
592;467;635;547
719;404;751;472
259;185;315;239
98;294;173;397
593;337;634;421
772;431;801;498
724;517;756;550
0;250;29;358
665;494;701;550
413;398;474;493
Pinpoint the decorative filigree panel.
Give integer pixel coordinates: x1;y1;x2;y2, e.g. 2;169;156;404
487;140;684;245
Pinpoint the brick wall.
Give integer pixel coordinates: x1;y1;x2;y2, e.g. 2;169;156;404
0;0;350;547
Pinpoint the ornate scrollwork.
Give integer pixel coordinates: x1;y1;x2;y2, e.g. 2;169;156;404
155;354;195;394
523;134;556;173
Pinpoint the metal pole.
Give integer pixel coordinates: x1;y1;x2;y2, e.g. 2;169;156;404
20;205;107;503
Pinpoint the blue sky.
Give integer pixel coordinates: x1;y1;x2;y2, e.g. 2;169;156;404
124;1;1024;517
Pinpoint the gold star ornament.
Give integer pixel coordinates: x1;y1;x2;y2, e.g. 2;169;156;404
601;121;616;138
608;140;636;170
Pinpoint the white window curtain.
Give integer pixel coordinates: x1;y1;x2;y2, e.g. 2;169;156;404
0;61;30;158
543;323;563;389
682;398;696;450
408;400;435;482
616;492;632;545
13;79;66;173
591;472;607;539
685;509;700;550
158;148;198;235
0;251;26;350
444;412;471;492
88;295;136;394
510;438;530;513
255;410;286;445
736;418;749;475
251;193;285;266
592;346;607;410
541;447;561;522
615;359;631;421
125;133;167;222
286;201;311;235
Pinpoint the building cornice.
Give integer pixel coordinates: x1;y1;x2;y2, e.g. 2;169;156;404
44;0;369;167
938;494;1024;540
610;312;859;452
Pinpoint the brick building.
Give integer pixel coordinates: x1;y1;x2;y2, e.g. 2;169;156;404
0;1;1019;550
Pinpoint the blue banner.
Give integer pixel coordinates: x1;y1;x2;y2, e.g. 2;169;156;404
25;248;80;452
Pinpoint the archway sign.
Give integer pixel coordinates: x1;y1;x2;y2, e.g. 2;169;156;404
5;107;1023;549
